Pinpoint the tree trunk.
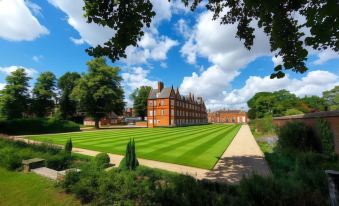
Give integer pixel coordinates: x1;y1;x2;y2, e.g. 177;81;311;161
94;117;100;129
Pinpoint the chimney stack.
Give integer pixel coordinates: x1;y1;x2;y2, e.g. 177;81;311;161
157;81;164;92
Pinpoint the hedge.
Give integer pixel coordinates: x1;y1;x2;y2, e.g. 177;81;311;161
0;118;80;135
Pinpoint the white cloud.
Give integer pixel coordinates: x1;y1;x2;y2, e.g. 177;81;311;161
209;70;339;110
0;0;49;41
272;55;283;67
160;62;168;68
122;34;178;65
48;0;113;46
180;11;270;102
0;83;6;90
313;50;339;65
122;67;158;106
180;65;239;99
32;55;43;62
0;66;37;77
26;0;42;16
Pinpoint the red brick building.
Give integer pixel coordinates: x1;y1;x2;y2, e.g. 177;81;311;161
208;110;249;124
147;82;208;127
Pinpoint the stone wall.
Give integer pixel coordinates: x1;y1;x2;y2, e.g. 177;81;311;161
273;111;339;154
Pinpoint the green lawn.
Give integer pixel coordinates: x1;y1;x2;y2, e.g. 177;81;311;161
27;124;241;169
0;167;80;206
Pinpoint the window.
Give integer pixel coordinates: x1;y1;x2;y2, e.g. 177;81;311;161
171;100;174;106
161;110;165;115
171;119;174;125
154;111;157;116
153;100;156;105
161;100;164;106
149;119;153;124
171;109;174;116
149;100;153;106
149;110;153;116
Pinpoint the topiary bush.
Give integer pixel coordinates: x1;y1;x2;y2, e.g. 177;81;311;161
64;138;73;153
277;121;321;153
95;153;110;169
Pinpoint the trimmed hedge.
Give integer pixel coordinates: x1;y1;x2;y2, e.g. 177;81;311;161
0;118;80;135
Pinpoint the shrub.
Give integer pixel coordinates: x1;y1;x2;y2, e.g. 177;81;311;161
0;148;22;170
277;121;321;153
95;153;110;169
250;115;276;135
122;139;139;170
61;170;80;193
316;119;335;157
64;138;73;153
0;118;80;135
45;153;71;170
284;108;304;116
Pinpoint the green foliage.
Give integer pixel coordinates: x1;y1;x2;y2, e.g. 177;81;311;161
249;115;275;136
83;1;338;77
32;71;57;117
277;121;321;153
71;58;125;128
0;68;31;119
122;139;139;170
0;118;80;135
94;153;110;169
129;86;152;120
284;108;303;116
316;119;335;157
247;90;327;119
323;85;339;111
83;0;155;62
58;72;81;119
45;152;71;171
0;138;90;171
64;138;73;153
301;95;327;112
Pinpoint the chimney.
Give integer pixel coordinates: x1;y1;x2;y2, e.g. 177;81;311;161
157;81;164;92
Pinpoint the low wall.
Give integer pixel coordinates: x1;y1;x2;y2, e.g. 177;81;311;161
135;121;148;127
273;111;339;154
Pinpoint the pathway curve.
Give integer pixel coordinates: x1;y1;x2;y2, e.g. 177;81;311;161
5;125;270;184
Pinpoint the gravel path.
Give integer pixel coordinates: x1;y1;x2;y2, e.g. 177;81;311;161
5;124;270;184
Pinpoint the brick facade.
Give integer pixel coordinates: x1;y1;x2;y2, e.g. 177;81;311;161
147;82;208;127
273;111;339;154
208;110;248;124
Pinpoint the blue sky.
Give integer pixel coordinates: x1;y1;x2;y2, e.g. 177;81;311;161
0;0;338;110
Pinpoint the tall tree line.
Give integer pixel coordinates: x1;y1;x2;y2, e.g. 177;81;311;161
0;58;125;128
247;88;338;119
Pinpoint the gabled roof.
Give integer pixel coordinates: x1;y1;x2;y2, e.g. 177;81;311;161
148;88;173;99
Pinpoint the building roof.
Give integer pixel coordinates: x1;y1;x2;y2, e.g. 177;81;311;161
148;88;173;99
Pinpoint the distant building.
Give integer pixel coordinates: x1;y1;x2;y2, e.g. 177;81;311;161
208;110;248;124
147;82;208;127
83;112;123;126
124;107;135;118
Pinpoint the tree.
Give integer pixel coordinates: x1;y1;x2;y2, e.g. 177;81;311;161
323;86;339;111
71;58;125;129
58;72;81;119
83;0;338;78
0;68;31;119
122;138;139;170
129;86;152;120
301;95;326;112
32;72;57;117
65;138;73;153
284;108;303;116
